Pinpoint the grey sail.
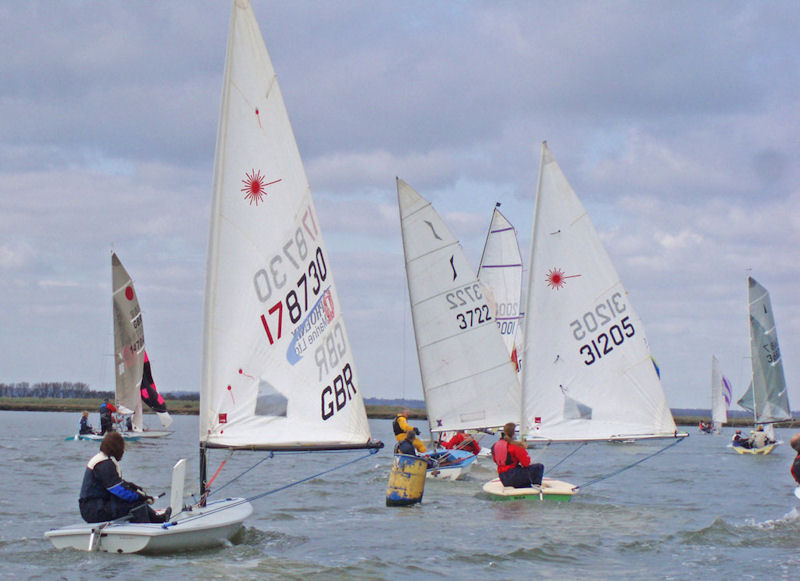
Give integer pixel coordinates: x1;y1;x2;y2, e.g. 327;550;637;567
747;276;791;424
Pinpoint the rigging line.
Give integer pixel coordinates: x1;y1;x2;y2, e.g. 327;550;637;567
208;451;274;498
208;448;369;498
167;449;380;529
573;437;686;491
547;441;587;472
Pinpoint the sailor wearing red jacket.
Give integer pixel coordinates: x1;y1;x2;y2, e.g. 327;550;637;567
790;433;800;485
441;431;480;455
491;422;544;488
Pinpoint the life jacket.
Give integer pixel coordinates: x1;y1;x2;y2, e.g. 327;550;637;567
392;416;404;436
792;454;800;485
491;439;515;467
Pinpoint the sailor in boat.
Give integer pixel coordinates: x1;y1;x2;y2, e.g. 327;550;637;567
790;433;800;484
731;429;749;448
394;431;434;467
491;423;544;488
748;425;773;449
440;430;481;456
393;409;426;454
78;411;94;435
98;398;117;434
78;432;170;524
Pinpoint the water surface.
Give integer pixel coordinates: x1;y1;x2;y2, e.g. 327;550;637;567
2;410;799;579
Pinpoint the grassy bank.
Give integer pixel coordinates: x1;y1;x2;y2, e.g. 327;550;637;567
3;397;797;427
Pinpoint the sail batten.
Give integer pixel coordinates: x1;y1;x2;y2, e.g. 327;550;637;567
521;142;677;442
200;0;373;450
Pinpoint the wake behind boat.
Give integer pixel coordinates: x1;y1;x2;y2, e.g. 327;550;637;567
46;0;380;554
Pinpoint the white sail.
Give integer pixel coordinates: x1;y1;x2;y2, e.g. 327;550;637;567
397;178;521;434
710;355;731;431
744;276;791;424
112;252;145;431
521;142;677;442
477;205;524;372
200;0;372;449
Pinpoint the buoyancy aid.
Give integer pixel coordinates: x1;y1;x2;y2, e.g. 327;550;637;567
491;439;515;468
392;416;404;436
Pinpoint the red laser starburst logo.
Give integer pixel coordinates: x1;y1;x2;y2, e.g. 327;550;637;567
545;267;581;290
241;169;281;206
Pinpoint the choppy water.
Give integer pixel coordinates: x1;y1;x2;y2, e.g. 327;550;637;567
2;410;799;580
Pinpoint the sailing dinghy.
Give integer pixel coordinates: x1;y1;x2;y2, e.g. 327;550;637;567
111;252;172;438
46;0;380;553
397;179;521;480
520;142;682;445
397;178;520;479
732;277;791;455
710;355;732;434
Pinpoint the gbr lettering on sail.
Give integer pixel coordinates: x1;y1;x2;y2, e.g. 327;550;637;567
252;204;357;421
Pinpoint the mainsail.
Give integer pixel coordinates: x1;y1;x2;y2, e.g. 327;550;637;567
112;252;146;430
521;142;677;442
476;205;524;372
710;355;731;430
111;253;173;431
397;178;521;434
738;276;791;425
200;0;374;450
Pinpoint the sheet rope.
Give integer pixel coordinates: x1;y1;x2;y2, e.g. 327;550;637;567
164;448;380;529
573;437;686;491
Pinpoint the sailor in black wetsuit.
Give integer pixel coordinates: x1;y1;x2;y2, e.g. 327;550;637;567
78;432;169;523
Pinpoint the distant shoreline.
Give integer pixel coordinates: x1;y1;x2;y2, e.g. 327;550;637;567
1;397;796;427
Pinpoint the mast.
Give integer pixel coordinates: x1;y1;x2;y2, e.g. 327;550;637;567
520;142;547;440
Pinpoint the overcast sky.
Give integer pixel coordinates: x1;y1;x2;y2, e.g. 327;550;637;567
2;1;798;410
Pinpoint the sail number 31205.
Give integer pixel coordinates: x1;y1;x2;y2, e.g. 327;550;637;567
579;316;635;366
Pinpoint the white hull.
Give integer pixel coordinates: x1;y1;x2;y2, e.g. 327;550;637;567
69;433;141;442
44;498;252;554
121;430;172;439
482;477;577;501
426;462;474;481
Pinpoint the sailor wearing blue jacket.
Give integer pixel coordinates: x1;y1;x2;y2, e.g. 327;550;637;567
78;431;169;523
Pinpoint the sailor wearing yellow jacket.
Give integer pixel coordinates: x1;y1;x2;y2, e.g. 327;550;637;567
392;410;426;453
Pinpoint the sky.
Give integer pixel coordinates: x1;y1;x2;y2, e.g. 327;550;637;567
1;1;798;410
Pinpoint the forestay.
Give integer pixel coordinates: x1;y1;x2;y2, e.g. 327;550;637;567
200;0;372;450
737;276;791;425
397;178;521;434
477;205;524;371
112;252;146;429
521;142;677;442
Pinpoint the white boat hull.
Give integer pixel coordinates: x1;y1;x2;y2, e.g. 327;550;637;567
121;430;172;439
68;433;141;442
482;477;577;501
424;450;477;481
44;498;252;554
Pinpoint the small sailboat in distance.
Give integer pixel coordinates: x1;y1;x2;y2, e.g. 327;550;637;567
46;0;380;553
710;355;732;434
732;276;791;455
111;252;172;438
